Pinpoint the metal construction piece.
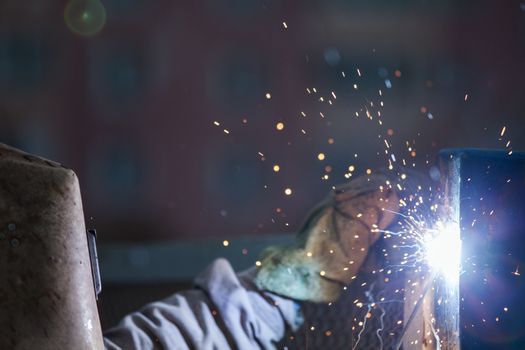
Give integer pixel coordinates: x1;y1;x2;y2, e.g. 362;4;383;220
0;143;104;350
444;149;525;349
402;152;461;350
404;148;525;350
432;151;461;350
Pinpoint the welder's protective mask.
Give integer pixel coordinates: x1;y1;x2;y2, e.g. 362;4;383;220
255;174;399;303
0;143;104;350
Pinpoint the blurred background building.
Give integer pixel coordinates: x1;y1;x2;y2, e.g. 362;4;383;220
0;0;524;328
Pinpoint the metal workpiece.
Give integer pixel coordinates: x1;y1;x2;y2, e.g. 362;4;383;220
402;151;462;350
444;149;525;349
403;148;525;350
433;152;461;350
0;143;104;350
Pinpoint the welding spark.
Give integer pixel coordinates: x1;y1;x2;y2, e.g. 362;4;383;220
352;283;377;350
424;221;461;283
376;304;386;350
379;205;462;285
383;209;461;349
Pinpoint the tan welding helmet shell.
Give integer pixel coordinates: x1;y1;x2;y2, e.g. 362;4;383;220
0;144;103;350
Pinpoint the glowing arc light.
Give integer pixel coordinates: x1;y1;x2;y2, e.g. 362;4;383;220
424;221;461;283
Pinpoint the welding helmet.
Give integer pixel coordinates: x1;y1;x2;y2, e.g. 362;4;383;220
0;143;103;349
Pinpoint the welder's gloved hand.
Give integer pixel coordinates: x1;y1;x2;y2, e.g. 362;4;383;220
254;174;399;303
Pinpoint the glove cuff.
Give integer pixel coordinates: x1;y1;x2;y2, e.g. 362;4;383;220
254;247;341;303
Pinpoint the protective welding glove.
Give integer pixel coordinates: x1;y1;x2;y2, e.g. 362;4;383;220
254;174;399;303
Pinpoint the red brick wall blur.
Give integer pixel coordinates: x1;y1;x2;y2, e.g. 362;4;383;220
0;0;523;241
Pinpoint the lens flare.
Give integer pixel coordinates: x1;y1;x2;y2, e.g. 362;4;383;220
64;0;107;37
